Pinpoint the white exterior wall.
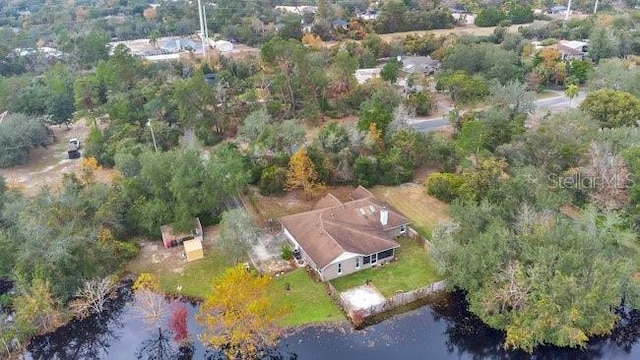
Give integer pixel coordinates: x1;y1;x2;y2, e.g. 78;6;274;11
282;225;404;282
282;226;320;272
320;250;397;281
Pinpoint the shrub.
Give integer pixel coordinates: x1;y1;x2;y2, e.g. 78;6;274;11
259;166;287;196
474;7;507;27
0;114;49;168
354;155;380;187
281;245;294;260
540;38;557;46
425;172;468;202
196;126;223;146
406;92;432;116
508;5;534;25
0;294;12;309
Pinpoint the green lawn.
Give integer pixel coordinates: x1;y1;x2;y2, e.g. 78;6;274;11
371;184;450;239
330;237;441;298
157;252;233;299
129;250;344;327
268;269;344;327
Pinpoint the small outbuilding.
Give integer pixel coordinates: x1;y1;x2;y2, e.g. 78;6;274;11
212;40;234;53
183;238;204;262
160;217;203;248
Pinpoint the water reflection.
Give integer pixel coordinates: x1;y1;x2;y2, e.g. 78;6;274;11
280;291;640;360
24;288;640;360
135;328;193;360
426;291;640;360
26;283;133;360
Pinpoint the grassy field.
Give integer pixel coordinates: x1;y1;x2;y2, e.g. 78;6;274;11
129;249;344;327
268;269;344;327
331;237;441;298
139;250;234;299
371;184;450;239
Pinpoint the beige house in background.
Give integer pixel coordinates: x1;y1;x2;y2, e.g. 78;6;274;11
280;186;410;281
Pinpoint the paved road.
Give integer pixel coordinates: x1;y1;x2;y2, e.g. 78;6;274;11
409;91;587;132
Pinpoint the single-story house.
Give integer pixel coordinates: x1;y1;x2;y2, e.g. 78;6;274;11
280;186;410;281
355;68;382;85
547;5;567;15
160;217;203;249
398;55;441;76
331;19;349;29
160;38;202;53
275;5;317;15
557;40;589;60
356;10;379;21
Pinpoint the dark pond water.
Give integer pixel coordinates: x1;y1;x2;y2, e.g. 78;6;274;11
23;285;640;360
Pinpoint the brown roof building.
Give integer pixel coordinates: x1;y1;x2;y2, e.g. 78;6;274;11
280;186;410;281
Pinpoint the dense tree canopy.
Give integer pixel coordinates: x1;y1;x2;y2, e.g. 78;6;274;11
0;114;50;168
433;203;640;352
580;89;640;128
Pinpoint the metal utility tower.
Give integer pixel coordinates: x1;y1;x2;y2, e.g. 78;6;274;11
565;0;572;21
196;0;208;59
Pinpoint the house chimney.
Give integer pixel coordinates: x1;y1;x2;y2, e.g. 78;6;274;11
380;206;388;226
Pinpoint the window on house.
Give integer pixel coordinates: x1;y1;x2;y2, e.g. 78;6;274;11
338;263;342;274
356;257;360;269
400;225;406;234
378;249;394;259
363;256;371;265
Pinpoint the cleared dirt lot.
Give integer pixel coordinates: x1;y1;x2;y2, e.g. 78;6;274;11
377;21;545;41
0;120;114;196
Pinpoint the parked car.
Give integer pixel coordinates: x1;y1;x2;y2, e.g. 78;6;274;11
293;248;303;264
68;138;81;159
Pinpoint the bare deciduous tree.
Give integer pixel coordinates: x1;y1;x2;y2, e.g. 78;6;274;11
583;142;631;210
388;104;410;134
69;277;117;319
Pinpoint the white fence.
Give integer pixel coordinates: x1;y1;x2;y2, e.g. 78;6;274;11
332;280;447;325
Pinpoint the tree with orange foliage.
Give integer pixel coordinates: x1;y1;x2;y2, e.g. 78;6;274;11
80;156;102;185
286;147;324;199
301;33;323;49
143;7;158;21
197;264;284;359
75;7;88;21
534;48;565;87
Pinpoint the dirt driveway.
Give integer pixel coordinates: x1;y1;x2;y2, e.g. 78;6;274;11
248;233;294;275
127;225;220;276
0;120;113;196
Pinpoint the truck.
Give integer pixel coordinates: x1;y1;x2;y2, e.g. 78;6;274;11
68;138;81;159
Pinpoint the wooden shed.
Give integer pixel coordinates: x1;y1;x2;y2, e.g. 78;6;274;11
160;218;203;249
183;238;204;262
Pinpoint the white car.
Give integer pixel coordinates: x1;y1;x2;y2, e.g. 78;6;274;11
69;138;81;149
